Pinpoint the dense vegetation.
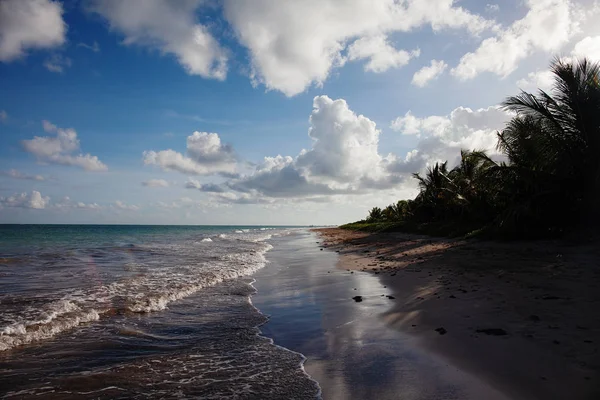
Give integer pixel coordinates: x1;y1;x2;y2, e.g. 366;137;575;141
343;58;600;239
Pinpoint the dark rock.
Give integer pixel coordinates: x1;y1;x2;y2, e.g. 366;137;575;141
350;271;354;274
476;328;507;336
576;325;589;330
352;296;363;302
529;315;540;322
320;248;323;251
584;340;593;343
542;295;561;300
386;295;395;300
435;327;447;335
449;295;456;299
553;340;560;344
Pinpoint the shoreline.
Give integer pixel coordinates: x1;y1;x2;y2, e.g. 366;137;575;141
313;228;600;400
253;230;514;399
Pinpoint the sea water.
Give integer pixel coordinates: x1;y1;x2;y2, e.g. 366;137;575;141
0;225;320;399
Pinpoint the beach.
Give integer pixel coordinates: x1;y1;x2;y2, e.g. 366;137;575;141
1;225;599;399
313;228;600;400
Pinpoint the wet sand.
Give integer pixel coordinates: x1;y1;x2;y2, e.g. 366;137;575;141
254;231;514;400
313;228;600;400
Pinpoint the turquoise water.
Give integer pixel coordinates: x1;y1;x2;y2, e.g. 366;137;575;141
0;225;320;399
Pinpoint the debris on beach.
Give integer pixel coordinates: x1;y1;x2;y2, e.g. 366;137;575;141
476;328;507;336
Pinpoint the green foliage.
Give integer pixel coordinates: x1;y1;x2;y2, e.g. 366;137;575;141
347;57;600;239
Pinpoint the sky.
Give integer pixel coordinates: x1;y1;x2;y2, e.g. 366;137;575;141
1;0;600;225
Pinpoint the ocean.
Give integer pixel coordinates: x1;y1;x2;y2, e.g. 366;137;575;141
0;225;320;399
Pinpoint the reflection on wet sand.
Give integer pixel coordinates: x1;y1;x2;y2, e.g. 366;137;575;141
253;231;511;400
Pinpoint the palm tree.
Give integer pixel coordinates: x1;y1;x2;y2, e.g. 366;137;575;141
367;207;383;222
501;57;600;228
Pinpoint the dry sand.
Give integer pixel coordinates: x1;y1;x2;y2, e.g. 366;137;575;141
314;228;600;400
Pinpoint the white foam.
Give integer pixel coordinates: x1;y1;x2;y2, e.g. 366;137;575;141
0;300;100;351
0;229;279;351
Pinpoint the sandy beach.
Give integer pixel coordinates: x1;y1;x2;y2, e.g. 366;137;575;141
313;228;600;399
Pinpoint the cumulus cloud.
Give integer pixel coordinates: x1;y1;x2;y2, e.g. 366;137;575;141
0;110;7;123
224;0;496;96
185;178;225;192
142;179;170;188
113;200;139;211
22;121;108;171
347;35;420;73
452;0;580;80
224;95;404;199
517;69;555;92
54;196;103;210
389;106;512;171
143;131;237;176
88;0;227;79
0;0;66;62
0;191;49;209
0;169;45;181
571;36;600;61
412;59;448;87
43;54;72;73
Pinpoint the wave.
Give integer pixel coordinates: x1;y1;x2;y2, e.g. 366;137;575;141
200;238;212;242
0;236;275;352
0;300;100;351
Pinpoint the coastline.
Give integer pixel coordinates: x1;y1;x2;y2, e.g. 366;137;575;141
313;228;600;400
253;230;514;400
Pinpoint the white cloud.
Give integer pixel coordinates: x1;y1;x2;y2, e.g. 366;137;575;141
143;131;237;176
347;35;420;73
22;120;108;171
77;41;100;52
88;0;227;79
54;196;103;210
185;178;225;192
43;54;72;73
0;191;49;209
0;169;45;181
412;59;448;87
389;106;512;171
113;200;139;211
517;69;555;92
452;0;580;80
142;179;170;188
0;110;7;123
0;0;66;62
572;36;600;61
486;4;500;13
227;95;405;198
224;0;496;96
296;96;389;185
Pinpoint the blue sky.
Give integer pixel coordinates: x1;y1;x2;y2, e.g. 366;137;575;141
1;0;599;225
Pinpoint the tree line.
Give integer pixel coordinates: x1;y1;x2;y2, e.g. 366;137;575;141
350;58;600;238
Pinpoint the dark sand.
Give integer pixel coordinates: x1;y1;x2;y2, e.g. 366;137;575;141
253;230;513;400
313;228;600;400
